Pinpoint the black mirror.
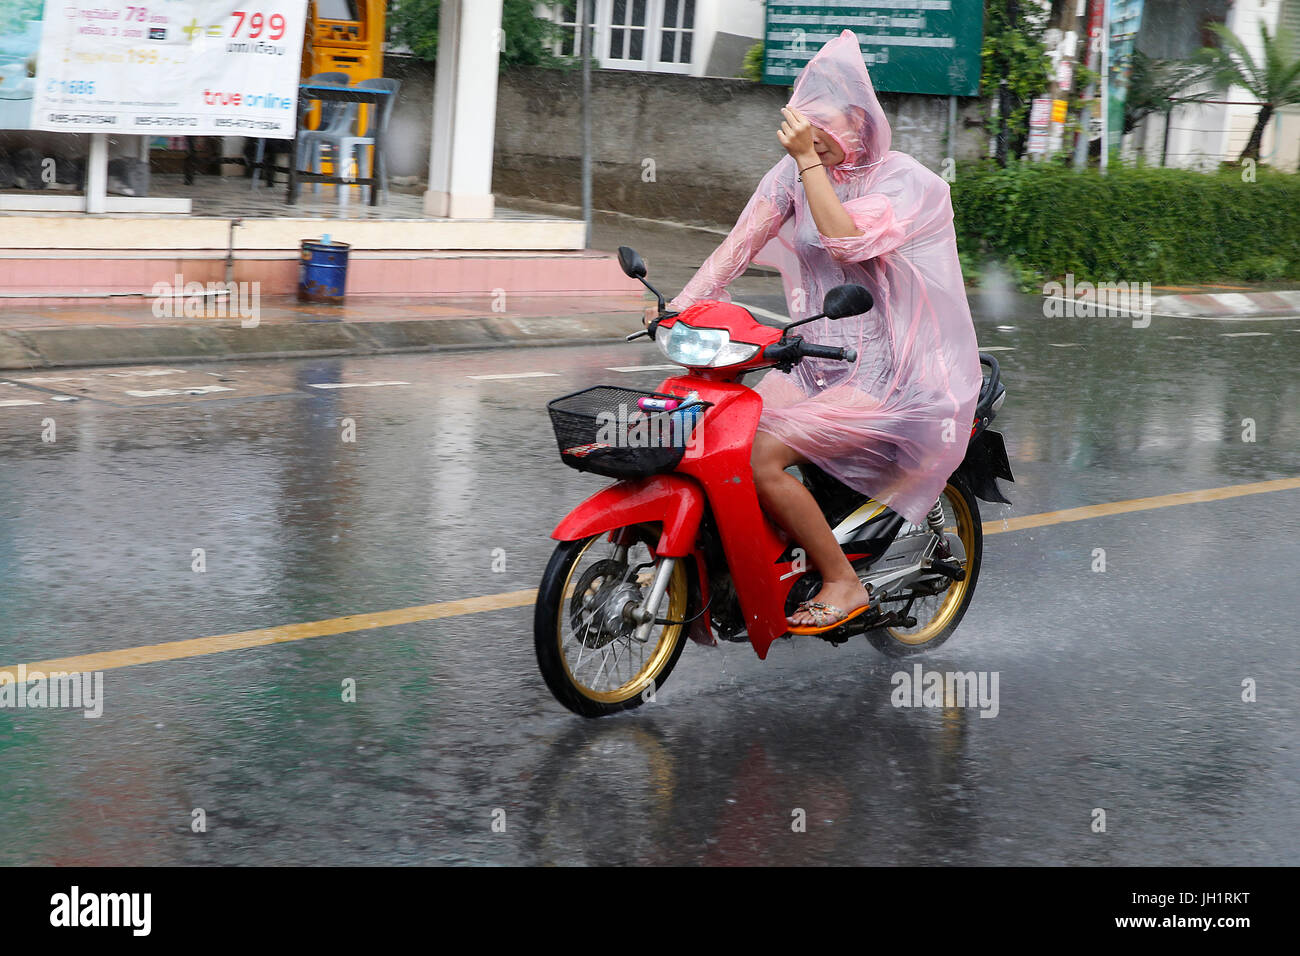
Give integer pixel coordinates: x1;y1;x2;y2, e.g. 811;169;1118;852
822;284;873;320
617;246;647;279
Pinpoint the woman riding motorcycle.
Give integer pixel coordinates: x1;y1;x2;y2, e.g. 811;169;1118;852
644;30;981;634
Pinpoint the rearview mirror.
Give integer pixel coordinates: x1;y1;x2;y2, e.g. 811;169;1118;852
822;284;873;320
617;246;647;279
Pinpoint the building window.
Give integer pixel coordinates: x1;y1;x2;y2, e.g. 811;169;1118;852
543;0;696;72
658;0;694;65
546;1;581;58
607;0;649;63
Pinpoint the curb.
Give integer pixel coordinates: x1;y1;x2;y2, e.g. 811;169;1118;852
0;313;640;371
1149;290;1300;319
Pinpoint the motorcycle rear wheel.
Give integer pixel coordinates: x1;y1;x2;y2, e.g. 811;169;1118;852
535;525;689;718
866;474;983;658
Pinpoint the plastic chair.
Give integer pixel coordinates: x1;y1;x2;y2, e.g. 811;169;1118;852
313;77;401;206
252;72;349;189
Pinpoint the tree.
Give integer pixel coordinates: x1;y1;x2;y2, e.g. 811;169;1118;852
1199;21;1300;164
387;0;567;69
1123;51;1217;166
980;0;1053;164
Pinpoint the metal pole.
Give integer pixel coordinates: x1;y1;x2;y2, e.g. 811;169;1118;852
948;94;958;162
580;0;593;248
1099;0;1110;174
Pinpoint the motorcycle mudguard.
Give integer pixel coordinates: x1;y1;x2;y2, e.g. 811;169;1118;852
666;378;794;660
957;429;1014;504
551;473;705;557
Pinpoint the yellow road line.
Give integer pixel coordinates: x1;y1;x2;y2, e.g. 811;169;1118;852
984;476;1300;535
3;477;1297;682
2;589;538;682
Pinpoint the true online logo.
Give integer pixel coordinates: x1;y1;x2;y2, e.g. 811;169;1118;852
50;886;151;936
201;89;293;110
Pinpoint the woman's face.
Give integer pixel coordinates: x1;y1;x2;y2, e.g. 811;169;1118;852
810;124;846;167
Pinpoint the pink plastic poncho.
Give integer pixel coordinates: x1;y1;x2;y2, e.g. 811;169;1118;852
668;30;982;525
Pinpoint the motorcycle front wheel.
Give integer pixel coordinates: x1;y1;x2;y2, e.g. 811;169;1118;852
535;525;689;718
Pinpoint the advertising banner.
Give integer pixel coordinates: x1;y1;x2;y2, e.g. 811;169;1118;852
2;0;306;136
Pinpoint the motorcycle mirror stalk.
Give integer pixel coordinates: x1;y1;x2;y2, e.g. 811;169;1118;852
782;283;874;336
619;247;673;341
618;245;667;308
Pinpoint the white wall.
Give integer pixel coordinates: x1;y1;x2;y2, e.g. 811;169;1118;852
1129;0;1297;171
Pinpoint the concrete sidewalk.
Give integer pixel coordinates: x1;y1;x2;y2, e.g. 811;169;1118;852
0;293;650;370
0;209;782;371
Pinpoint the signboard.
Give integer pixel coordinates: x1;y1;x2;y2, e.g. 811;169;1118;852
1106;0;1146;150
0;0;43;129
1026;97;1050;156
3;0;306;135
762;1;985;96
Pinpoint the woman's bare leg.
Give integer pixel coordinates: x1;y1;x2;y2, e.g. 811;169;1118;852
751;431;871;627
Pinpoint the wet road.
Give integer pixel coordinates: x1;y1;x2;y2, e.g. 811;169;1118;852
0;298;1297;865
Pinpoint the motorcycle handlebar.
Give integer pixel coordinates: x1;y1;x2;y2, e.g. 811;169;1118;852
761;338;857;368
798;342;857;363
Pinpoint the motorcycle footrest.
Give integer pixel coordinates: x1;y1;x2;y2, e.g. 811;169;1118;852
927;559;966;581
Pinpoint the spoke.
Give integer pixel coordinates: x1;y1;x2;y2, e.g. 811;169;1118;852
590;645;613;689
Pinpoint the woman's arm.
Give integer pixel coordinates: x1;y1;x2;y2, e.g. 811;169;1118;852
778;107;862;240
659;164;795;317
780;107;911;264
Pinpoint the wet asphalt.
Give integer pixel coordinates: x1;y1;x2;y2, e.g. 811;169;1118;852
0;295;1296;865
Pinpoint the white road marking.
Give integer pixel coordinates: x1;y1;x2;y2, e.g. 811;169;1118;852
0;399;42;407
125;386;236;397
978;346;1016;352
306;381;413;389
1218;332;1272;338
995;325;1017;331
1049;343;1082;347
1167;336;1192;340
51;396;78;402
466;372;559;381
605;364;681;373
1039;296;1193;320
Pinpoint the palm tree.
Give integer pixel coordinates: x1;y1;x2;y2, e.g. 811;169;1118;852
1123;51;1217;166
1199;21;1300;164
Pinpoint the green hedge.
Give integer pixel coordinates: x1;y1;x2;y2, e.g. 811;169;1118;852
951;161;1300;287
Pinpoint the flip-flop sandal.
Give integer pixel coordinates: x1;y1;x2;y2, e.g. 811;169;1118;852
787;600;872;636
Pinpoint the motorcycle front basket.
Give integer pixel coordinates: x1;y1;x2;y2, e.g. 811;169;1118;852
546;385;707;480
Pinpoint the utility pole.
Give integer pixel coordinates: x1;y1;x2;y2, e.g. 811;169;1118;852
1099;0;1109;174
996;0;1020;166
580;0;593;248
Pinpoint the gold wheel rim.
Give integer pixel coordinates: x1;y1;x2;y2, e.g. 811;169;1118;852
887;483;975;646
557;532;687;704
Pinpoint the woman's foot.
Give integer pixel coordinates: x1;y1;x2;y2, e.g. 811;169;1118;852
788;577;871;628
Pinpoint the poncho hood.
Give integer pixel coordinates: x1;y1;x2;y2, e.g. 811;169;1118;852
787;30;892;182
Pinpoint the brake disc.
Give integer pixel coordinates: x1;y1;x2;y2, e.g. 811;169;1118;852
569;560;641;648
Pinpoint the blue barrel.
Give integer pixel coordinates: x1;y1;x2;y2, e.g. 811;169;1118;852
298;239;350;304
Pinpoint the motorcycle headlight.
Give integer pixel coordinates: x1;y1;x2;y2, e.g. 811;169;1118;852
657;323;760;368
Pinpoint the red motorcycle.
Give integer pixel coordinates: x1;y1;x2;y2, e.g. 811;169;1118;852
535;247;1012;718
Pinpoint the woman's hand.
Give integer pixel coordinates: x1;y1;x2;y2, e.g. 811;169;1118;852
642;304;660;328
778;107;819;166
